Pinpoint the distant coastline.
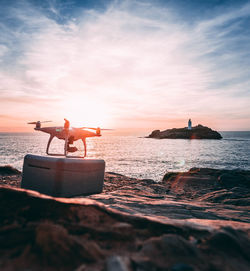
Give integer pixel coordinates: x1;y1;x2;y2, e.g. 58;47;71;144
147;124;223;139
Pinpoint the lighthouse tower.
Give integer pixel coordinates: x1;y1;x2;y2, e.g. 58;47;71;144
188;119;192;130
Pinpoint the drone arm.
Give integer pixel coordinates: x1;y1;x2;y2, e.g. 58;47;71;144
82;138;87;158
46;135;54;155
64;133;68;156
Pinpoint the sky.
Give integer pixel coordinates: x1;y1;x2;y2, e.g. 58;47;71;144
0;0;250;132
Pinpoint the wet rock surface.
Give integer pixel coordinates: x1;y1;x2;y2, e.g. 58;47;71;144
0;166;250;270
89;169;250;225
147;125;222;139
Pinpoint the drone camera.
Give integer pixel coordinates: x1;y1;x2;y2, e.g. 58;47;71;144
36;121;41;129
96;127;101;136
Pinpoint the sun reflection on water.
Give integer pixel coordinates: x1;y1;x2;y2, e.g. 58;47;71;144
0;132;250;181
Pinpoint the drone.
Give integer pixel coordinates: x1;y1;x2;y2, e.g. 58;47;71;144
28;119;111;158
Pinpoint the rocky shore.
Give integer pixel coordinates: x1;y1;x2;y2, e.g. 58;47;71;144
147;125;222;139
0;166;249;271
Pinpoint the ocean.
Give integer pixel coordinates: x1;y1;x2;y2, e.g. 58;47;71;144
0;131;250;181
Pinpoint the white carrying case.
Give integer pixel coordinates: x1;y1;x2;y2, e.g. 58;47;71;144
21;154;105;197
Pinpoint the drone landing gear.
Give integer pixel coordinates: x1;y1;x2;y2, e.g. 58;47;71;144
46;135;87;158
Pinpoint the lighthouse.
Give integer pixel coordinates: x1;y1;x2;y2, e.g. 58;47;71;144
188;119;192;130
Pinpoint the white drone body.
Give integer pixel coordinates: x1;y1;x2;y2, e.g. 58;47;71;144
28;119;110;158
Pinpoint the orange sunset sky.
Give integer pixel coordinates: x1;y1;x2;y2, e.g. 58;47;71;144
1;0;250;132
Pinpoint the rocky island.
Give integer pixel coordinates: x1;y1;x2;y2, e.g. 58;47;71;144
0;165;249;270
147;124;222;139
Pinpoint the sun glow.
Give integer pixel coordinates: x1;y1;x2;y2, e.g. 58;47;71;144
61;97;111;128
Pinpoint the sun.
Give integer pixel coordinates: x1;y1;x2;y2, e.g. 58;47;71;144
61;97;111;128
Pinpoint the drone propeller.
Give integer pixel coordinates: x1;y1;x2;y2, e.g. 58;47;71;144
27;121;52;124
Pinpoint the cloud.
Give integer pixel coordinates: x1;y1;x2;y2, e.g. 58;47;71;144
0;114;24;120
0;0;250;130
0;95;60;104
197;2;250;31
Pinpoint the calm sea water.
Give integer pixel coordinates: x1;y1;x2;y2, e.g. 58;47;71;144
0;131;249;181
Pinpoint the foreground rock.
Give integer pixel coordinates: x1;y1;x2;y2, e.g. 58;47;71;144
147;124;222;139
0;165;21;187
1;185;250;271
1;166;250;270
